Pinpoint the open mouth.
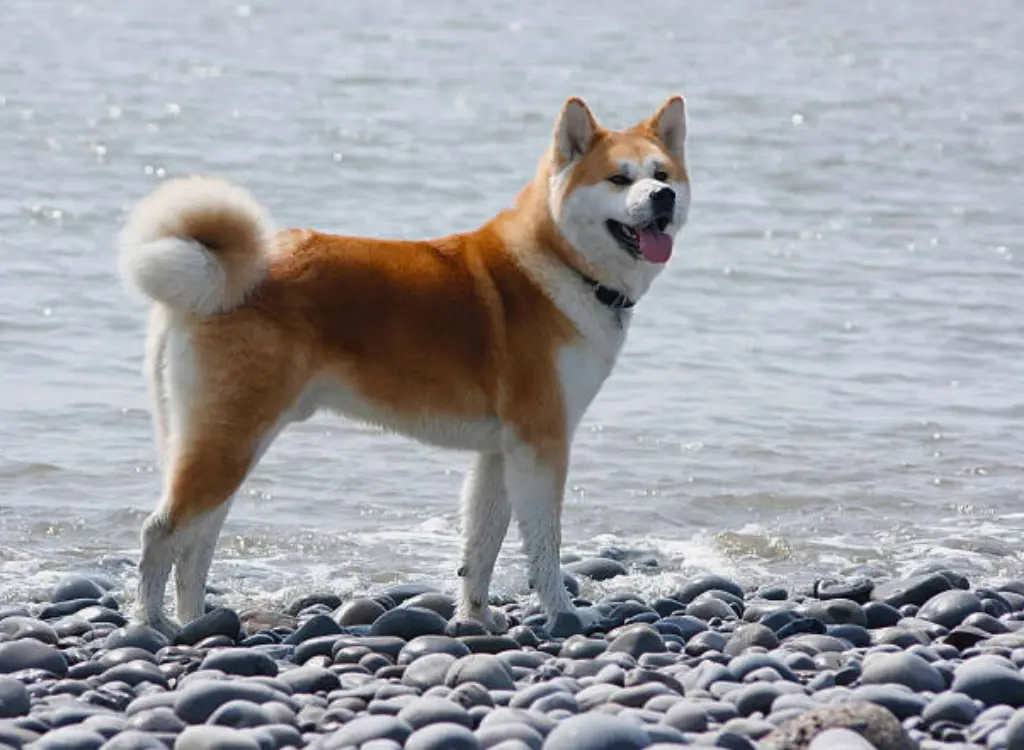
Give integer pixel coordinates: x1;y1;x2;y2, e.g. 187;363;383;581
606;217;673;264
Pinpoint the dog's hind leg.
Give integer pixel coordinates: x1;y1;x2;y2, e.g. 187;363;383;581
456;453;511;632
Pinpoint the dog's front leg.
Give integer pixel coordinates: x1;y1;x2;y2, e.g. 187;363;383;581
456;452;511;633
504;442;583;626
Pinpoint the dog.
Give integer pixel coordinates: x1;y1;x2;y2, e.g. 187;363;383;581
117;95;691;636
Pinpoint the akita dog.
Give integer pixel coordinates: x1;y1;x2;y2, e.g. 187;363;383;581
118;95;691;636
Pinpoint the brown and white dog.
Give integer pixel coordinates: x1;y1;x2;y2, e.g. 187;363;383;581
118;95;691;636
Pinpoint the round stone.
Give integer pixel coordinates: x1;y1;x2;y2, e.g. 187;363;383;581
173;608;242;646
0;638;67;675
860;651;945;693
370;607;448;639
128;706;187;733
760;700;914;750
276;665;340;694
100;730;169;750
282;614;342;645
917;590;984;629
872;573;952;608
564;558;628;581
542;712;650;750
661;700;709;733
334;597;387;627
398;636;471;665
475;722;543;750
671;574;744;603
398;696;472;729
0;617;58;645
99;660;169;688
104;625;170;654
445;654;514;691
607;624;666;659
201;649;278;677
322;715;413;747
174;679;292;724
685;596;737;621
402;653;458;691
173;725;261;750
815;577;874;603
921;691;979;726
402;593;457;620
724;623;779;656
807;728;878;750
286;593;342;616
53;576;107;603
207;700;273;728
728;682;782;717
951;657;1024;707
0;677;30;718
405;722;480;750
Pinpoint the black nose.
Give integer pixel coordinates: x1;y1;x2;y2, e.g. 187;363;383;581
651;187;675;218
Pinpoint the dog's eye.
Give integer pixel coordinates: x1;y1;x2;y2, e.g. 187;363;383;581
608;174;633;187
653;169;669;182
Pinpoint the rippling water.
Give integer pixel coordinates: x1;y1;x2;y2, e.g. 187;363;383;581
2;0;1023;609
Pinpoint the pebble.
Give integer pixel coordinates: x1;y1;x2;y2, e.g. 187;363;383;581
563;558;628;581
8;567;1024;749
173;608;241;646
370;607;448;639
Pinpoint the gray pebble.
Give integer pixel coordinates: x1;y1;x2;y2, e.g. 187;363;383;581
445;655;515;691
476;721;543;750
917;590;984;629
173;608;241;646
398;636;472;665
661;700;708;732
53;576;107;603
921;691;978;727
0;638;67;676
321;715;413;747
951;655;1024;707
607;624;666;659
104;626;169;654
201;649;278;678
807;728;878;750
334;598;387;627
0;677;30;718
405;722;480;750
398;696;472;729
541;711;649;750
564;558;628;582
370;607;448;640
99;729;169;749
173;725;261;750
402;653;457;691
0;617;58;645
860;651;945;693
174;680;292;724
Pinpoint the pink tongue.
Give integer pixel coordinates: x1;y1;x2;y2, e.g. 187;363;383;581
638;228;673;264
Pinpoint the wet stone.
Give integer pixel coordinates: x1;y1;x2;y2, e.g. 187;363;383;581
917;590;984;629
282;614;342;645
333;599;389;628
671;574;744;604
173;608;241;646
370;607;448;640
0;638;67;676
0;617;58;645
445;654;515;691
860;651;945;692
402;593;456;621
104;625;170;654
52;576;108;603
564;558;628;581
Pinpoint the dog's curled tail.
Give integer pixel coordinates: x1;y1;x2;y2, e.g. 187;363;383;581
118;176;274;316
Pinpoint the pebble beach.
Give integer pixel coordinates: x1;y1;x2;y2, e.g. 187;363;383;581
3;555;1024;749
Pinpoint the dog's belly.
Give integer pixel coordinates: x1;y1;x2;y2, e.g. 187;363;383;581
290;377;504;452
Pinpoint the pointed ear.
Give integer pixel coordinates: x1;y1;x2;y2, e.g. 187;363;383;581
553;97;598;165
648;95;687;160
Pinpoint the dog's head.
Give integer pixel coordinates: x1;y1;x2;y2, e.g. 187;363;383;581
545;96;690;300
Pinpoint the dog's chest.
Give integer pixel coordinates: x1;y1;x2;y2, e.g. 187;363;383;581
558;342;618;434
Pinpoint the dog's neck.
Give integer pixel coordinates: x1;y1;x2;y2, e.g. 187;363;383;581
504;163;637;315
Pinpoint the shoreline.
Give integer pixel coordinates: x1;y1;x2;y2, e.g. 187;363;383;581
0;562;1022;749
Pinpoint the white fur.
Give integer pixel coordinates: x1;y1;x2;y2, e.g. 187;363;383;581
502;442;577;616
118;177;274;316
456;453;511;631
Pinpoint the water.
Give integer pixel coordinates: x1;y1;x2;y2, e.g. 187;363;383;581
1;0;1023;609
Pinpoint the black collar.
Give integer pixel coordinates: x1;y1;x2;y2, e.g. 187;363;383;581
577;271;635;311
